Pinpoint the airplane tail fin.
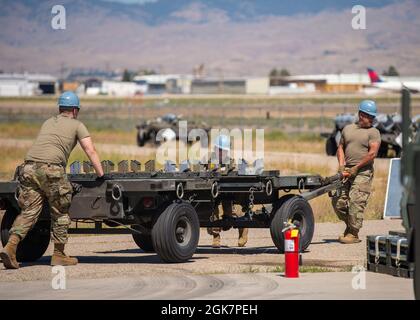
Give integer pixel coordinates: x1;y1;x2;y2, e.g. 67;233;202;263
367;68;383;83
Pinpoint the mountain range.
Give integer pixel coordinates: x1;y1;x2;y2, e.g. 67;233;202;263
0;0;419;76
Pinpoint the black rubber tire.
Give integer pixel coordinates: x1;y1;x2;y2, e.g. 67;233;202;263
394;146;402;158
132;230;155;253
377;142;389;158
414;227;420;300
150;130;159;145
269;194;295;221
270;196;315;253
1;210;51;262
415;269;419;300
326;137;337;156
137;129;146;147
152;202;200;263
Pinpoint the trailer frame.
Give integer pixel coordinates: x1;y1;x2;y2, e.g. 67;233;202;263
0;160;344;263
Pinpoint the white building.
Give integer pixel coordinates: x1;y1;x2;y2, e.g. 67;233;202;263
190;77;270;95
133;74;190;94
0;73;57;96
269;83;316;95
246;77;270;94
272;73;371;94
100;80;147;97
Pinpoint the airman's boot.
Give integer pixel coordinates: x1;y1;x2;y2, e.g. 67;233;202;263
339;230;362;244
238;228;248;247
212;234;221;248
338;226;351;242
0;234;20;269
51;243;78;266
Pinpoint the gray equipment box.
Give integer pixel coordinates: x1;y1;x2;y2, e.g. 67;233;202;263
367;234;414;279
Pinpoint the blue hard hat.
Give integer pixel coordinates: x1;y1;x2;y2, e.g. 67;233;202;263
358;100;377;117
58;91;80;109
214;134;230;151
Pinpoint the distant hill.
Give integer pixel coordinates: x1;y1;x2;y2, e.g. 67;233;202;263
0;0;419;76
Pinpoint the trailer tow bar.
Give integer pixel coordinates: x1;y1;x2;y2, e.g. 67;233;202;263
300;172;347;201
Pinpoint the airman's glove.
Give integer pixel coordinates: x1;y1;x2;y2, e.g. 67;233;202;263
71;183;82;195
95;174;111;183
345;166;358;178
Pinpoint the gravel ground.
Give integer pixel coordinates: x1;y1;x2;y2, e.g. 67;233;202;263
0;219;404;282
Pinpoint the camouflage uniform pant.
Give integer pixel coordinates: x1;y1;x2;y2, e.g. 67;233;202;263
207;201;249;241
331;167;374;232
10;163;73;244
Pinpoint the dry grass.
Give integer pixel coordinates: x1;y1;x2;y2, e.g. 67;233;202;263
0;122;137;146
264;132;325;154
0;122;39;138
1;93;419;107
0;146;27;180
67;146;152;169
0;121;326;154
2;93;419;135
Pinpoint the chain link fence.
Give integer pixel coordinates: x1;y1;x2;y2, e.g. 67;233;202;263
1;100;417;134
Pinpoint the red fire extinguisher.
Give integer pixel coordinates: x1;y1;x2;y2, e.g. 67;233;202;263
282;222;300;278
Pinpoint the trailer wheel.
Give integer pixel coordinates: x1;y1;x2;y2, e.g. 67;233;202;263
1;210;50;262
150;130;158;145
132;229;155;253
394;145;402;158
415;271;420;301
152;202;199;263
137;129;147;147
377;142;389;158
415;228;419;300
326;137;337;156
270;196;315;253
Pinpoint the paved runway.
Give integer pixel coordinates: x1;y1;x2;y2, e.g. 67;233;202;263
0;272;413;300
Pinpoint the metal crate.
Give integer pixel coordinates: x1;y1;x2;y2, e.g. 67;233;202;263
366;234;414;279
367;235;388;266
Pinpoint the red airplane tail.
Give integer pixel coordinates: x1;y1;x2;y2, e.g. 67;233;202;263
367;68;383;83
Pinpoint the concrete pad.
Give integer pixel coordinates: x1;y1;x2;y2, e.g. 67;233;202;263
0;272;413;300
0;219;405;282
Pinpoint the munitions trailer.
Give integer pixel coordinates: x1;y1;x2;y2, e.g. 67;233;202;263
0;160;343;263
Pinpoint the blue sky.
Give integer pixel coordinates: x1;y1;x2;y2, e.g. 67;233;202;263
97;0;398;18
100;0;396;7
101;0;157;4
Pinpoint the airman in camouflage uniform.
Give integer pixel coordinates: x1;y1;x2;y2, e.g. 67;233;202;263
207;201;249;248
206;135;248;248
1;92;104;269
332;100;381;244
12;163;74;244
332;167;374;237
